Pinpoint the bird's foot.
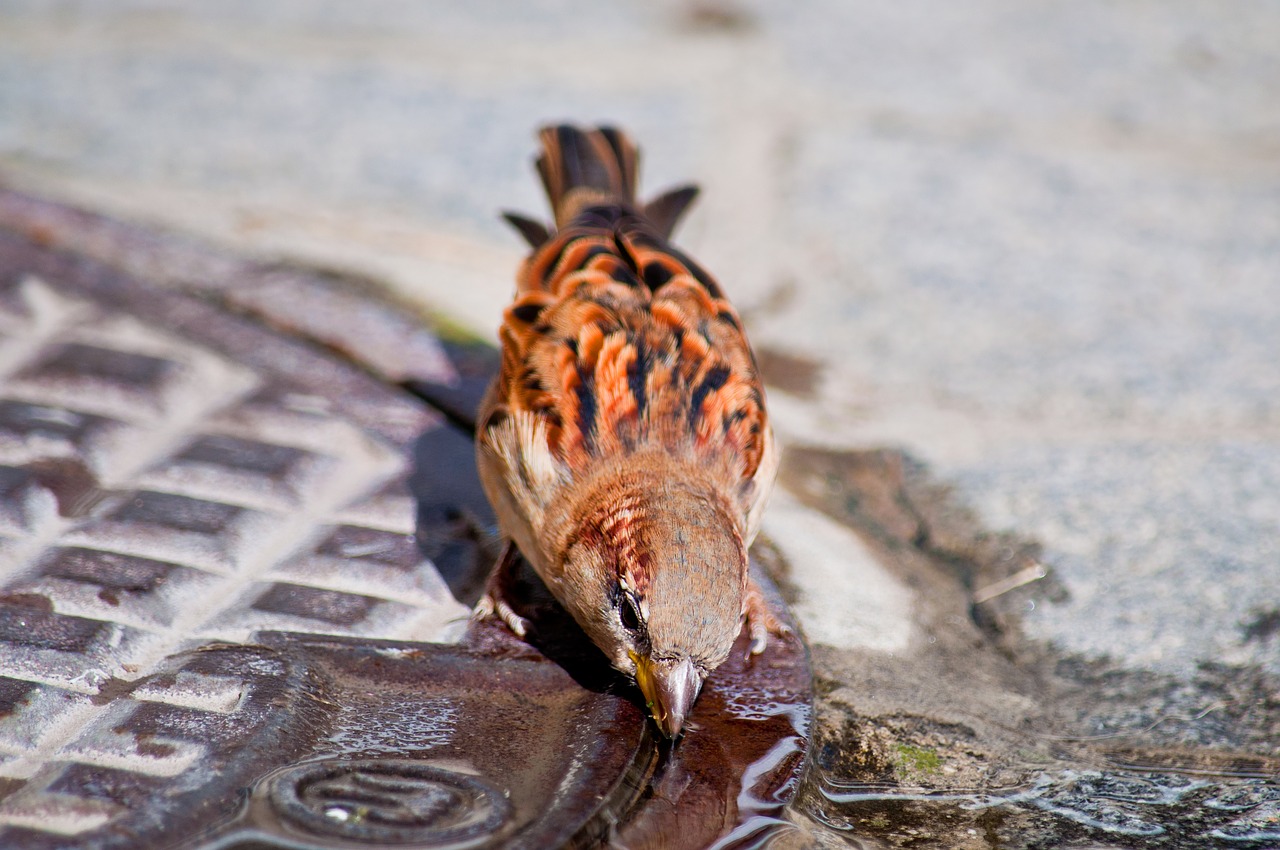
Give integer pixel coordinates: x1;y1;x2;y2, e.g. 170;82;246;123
743;577;793;657
471;540;531;638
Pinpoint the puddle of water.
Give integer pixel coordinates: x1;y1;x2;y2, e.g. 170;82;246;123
781;762;1280;849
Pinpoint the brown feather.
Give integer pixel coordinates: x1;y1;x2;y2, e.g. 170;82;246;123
477;126;781;721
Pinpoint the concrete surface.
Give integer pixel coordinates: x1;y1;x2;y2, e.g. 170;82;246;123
2;1;1278;846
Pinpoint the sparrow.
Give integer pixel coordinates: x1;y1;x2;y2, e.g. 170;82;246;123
475;125;784;738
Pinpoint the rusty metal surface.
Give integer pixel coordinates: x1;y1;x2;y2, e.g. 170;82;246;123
0;188;812;849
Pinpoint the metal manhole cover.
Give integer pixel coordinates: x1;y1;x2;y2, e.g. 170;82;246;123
0;187;812;849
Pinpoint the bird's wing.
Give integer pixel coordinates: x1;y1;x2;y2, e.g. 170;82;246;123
479;126;774;547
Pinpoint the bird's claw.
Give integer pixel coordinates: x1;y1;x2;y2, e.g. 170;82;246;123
472;540;531;638
472;593;530;638
743;578;793;659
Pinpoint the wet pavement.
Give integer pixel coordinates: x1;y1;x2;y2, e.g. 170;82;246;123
782;446;1280;848
1;2;1279;847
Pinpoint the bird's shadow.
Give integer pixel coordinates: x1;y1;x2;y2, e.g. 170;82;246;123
409;419;496;608
406;341;625;697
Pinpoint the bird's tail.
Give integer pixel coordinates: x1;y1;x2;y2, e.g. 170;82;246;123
522;124;699;240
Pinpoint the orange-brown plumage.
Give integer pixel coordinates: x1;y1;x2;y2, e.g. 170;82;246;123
476;125;783;737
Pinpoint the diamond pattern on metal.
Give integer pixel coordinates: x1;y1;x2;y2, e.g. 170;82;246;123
0;265;469;844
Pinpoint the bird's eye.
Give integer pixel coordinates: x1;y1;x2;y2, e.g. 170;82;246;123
618;592;643;633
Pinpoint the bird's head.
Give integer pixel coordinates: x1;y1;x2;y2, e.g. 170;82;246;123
552;480;747;737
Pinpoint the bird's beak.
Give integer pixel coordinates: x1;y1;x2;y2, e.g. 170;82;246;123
631;653;702;738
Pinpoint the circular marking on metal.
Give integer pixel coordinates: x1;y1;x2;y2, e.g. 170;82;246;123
269;758;511;846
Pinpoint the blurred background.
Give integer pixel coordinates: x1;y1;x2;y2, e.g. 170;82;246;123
2;1;1278;844
3;0;1275;676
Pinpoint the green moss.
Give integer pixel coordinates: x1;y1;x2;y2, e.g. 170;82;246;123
429;314;488;346
892;743;942;775
1014;747;1054;765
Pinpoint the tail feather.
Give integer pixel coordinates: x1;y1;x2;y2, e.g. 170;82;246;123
500;210;551;248
642;184;700;240
536;124;639;227
502;124;702;242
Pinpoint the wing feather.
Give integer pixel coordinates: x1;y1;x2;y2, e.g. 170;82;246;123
481;126;775;546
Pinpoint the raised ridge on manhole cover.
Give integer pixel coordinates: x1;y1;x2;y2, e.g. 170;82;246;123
270;760;514;845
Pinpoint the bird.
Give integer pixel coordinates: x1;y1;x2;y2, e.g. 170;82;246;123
474;125;785;738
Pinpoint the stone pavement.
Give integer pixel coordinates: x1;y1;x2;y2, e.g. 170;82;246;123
2;2;1278;847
